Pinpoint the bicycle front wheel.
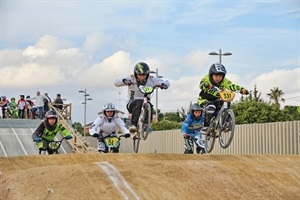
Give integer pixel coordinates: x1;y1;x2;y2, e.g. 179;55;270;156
133;131;141;153
219;109;235;149
141;103;151;140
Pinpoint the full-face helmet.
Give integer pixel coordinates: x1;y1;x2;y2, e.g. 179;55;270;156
45;110;58;119
103;103;116;122
208;63;227;85
44;110;58;131
134;62;150;85
189;103;203;120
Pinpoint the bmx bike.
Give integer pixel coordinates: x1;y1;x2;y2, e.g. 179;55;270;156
102;132;126;153
205;87;236;153
38;137;67;155
133;84;162;153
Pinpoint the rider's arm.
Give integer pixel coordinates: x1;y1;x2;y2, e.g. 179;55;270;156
150;76;170;88
222;78;243;92
199;75;213;91
181;115;193;134
58;124;72;138
89;116;104;136
114;75;134;87
32;123;45;141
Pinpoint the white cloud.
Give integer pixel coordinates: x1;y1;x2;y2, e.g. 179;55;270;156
1;1;299;124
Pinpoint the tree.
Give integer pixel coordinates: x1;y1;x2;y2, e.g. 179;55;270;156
73;122;84;135
267;87;285;107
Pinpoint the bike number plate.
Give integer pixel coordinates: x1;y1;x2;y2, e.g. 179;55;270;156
219;91;235;102
104;137;119;148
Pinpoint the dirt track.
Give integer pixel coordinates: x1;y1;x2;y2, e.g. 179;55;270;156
0;153;299;200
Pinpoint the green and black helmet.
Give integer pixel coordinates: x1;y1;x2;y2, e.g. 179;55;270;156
134;62;150;85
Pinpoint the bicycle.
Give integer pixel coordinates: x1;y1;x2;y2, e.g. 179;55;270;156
102;132;126;153
204;87;236;153
187;125;207;154
38;137;67;155
133;84;162;153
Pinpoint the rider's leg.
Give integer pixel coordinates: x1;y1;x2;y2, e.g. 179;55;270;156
97;134;107;153
201;102;216;135
184;137;194;154
127;100;143;132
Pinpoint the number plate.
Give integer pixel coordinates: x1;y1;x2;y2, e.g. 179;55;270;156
219;90;235;102
104;137;119;148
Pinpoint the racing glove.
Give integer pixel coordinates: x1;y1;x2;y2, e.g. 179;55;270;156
161;83;168;89
33;137;41;142
92;133;99;138
124;133;131;138
122;79;132;85
65;135;73;140
184;134;190;139
240;88;249;95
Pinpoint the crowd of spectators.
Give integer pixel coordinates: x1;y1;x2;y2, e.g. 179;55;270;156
0;92;64;119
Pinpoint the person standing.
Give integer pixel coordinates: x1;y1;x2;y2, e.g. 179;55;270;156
17;95;27;119
53;94;64;110
29;91;47;119
0;96;9;118
43;92;51;115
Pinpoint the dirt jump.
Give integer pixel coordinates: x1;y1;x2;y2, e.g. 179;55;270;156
1;153;299;200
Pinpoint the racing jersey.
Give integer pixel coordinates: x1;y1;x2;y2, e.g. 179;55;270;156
32;122;71;141
199;74;243;102
89;114;129;137
181;114;204;135
114;75;170;101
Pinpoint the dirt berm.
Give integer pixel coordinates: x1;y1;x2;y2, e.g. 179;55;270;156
0;153;299;200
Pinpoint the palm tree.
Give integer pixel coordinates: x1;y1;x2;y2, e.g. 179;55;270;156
267;87;285;107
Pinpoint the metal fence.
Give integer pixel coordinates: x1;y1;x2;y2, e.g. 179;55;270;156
118;121;300;154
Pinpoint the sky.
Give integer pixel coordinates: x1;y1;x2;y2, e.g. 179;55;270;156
1;0;299;125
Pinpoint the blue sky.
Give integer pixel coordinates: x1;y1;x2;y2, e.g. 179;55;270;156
1;0;299;124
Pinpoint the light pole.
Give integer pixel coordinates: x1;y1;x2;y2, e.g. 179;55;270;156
150;69;163;122
209;49;232;63
78;89;92;138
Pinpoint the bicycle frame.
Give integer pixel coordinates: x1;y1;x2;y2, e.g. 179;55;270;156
205;89;236;153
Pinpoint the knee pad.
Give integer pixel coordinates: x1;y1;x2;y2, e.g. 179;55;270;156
205;104;216;115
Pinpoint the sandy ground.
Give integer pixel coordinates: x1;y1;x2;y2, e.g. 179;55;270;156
0;153;299;200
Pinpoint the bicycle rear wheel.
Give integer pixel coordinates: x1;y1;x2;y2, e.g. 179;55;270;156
219;109;235;149
133;131;140;153
140;103;151;140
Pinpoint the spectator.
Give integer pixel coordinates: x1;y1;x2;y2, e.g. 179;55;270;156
17;95;27;119
53;94;64;110
0;96;9;118
29;91;47;119
26;95;37;119
43;92;51;114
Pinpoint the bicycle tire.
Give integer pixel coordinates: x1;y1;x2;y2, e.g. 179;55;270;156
133;131;140;153
205;117;217;153
141;103;151;140
219;109;235;149
205;130;216;153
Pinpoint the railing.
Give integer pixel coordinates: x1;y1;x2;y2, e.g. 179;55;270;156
48;103;93;153
116;121;300;154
